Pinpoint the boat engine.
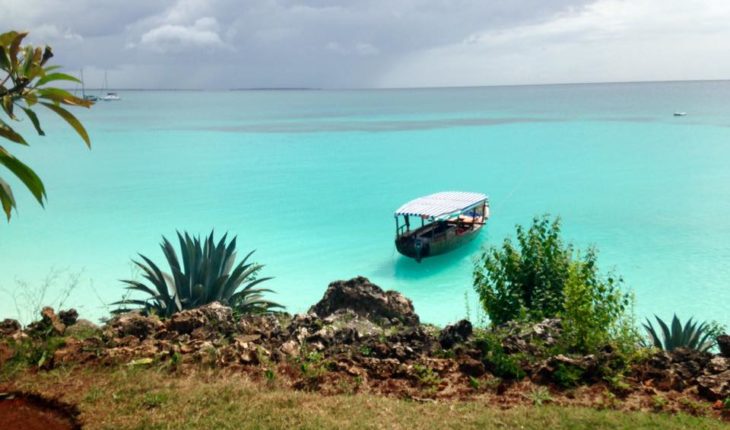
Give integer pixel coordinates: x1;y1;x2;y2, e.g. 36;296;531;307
414;237;429;263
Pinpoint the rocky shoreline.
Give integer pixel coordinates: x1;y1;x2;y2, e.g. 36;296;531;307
1;277;729;420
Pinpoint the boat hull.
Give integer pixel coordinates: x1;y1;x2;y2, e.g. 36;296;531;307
395;222;483;262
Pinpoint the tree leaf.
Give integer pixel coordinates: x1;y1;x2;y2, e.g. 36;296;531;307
0;120;27;145
41;102;91;147
37;88;92;107
0;31;18;46
36;72;81;87
2;95;16;119
21;107;44;136
0;46;9;70
0;148;46;205
40;46;53;66
0;177;16;220
9;32;27;68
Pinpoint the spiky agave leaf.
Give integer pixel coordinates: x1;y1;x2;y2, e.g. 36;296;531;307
643;318;663;349
670;315;683;350
643;314;716;352
114;230;280;317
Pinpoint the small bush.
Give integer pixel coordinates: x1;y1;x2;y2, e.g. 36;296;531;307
412;364;441;389
651;395;668;411
560;263;638;354
473;215;638;355
552;363;584;388
528;386;552;405
2;336;67;373
474;216;571;325
474;332;526;380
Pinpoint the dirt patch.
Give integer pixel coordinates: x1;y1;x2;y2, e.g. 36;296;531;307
0;391;81;430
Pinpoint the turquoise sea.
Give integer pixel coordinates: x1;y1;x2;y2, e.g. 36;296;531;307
2;81;730;327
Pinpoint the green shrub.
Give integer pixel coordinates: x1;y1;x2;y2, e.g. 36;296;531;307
528;386;552;405
643;315;716;352
474;332;526;380
560;263;638;354
473;215;637;355
113;231;282;317
412;364;441;389
2;336;67;372
474;216;571;325
651;394;668;411
552;363;584;388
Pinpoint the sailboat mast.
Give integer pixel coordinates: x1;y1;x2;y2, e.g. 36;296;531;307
80;69;86;98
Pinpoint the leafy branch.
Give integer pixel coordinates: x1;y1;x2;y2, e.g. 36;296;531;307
0;30;93;220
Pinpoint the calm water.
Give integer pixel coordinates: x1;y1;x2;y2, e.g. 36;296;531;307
2;82;730;327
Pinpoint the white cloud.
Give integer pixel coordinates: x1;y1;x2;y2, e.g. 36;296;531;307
29;24;83;43
355;43;379;56
138;17;229;53
379;0;730;87
326;41;380;56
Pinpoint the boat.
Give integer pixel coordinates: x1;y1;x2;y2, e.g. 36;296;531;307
394;191;489;262
100;92;121;101
79;69;98;102
673;112;687;116
99;71;121;101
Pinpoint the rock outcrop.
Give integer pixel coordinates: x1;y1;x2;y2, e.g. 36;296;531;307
4;278;730;416
309;277;419;325
717;334;730;358
499;318;562;355
0;319;21;337
58;309;79;327
439;320;473;349
26;307;67;336
103;311;164;340
633;348;730;399
168;302;235;338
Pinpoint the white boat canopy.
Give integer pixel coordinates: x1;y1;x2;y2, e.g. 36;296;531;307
395;191;488;220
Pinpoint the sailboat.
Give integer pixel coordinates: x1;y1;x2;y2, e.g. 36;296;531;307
100;70;121;101
80;69;98;102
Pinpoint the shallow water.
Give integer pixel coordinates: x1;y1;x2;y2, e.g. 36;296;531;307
2;82;730;326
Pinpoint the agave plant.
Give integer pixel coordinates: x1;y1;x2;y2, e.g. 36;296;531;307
113;231;282;317
643;314;714;352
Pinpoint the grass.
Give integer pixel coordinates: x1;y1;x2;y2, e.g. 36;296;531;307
3;366;728;430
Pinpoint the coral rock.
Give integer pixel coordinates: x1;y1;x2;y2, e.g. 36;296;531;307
439;320;473;349
58;309;79;326
457;356;486;377
697;370;730;400
309;277;419;325
708;356;729;374
0;319;21;337
280;340;300;357
168;302;235;337
717;334;730;358
27;307;66;336
105;312;164;340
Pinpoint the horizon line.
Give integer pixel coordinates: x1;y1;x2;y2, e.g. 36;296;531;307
74;77;730;92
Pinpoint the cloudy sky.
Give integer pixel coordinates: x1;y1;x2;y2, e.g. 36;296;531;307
2;0;730;89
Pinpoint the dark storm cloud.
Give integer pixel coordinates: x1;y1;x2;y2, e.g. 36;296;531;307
0;0;595;88
4;0;728;88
